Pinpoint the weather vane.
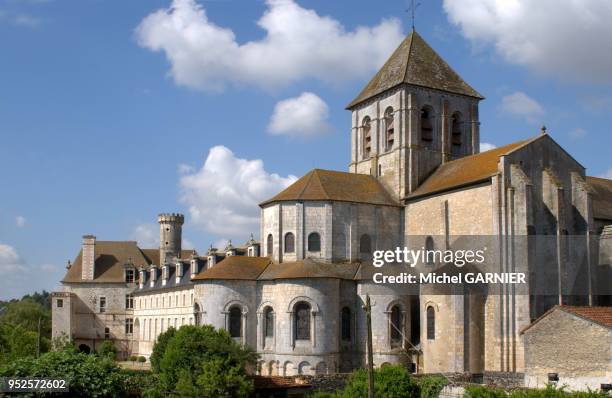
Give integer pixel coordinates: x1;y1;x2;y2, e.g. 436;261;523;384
406;0;421;31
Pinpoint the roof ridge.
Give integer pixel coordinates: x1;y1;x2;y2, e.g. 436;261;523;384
400;31;415;83
296;169;316;199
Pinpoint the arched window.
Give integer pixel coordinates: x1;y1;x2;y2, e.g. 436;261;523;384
360;234;372;254
229;306;242;338
294;302;311;341
451;112;462;156
193;303;201;326
284;233;295;253
390;305;403;347
362;117;372;159
308;233;321;252
384;107;394;151
421;107;433;146
425;236;435;265
427;306;435;340
341;307;351;341
264;307;274;338
267;234;273;257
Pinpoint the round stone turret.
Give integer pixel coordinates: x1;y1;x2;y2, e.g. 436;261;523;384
158;213;184;264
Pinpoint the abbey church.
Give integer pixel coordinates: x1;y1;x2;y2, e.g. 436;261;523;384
52;31;612;382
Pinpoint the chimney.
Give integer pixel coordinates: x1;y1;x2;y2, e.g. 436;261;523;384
81;235;96;280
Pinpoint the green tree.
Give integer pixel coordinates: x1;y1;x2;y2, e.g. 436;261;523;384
1;298;51;337
152;324;257;397
0;323;48;362
0;346;127;397
150;326;176;372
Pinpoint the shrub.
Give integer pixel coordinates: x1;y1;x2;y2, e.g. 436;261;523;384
97;340;117;360
150;326;176;372
128;355;137;362
339;365;419;398
464;384;609;398
0;346;127;397
138;356;147;363
415;375;448;398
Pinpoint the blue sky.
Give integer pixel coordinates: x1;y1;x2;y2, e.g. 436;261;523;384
1;0;611;299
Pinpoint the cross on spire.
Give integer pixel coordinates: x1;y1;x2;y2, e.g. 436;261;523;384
406;0;421;31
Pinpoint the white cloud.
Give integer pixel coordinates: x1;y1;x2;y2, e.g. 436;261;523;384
179;146;297;237
0;243;27;275
443;0;612;83
131;223;159;248
15;216;26;228
568;128;587;140
480;142;497;152
135;0;403;91
268;92;332;137
500;91;544;124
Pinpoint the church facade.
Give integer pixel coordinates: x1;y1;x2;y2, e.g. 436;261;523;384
52;31;612;377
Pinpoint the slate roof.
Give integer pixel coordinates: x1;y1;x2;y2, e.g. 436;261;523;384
260;169;400;207
192;256;271;281
587;176;612;221
258;260;360;281
347;30;483;109
521;305;612;334
62;242;196;284
62;241;150;283
134;260;200;294
407;137;537;200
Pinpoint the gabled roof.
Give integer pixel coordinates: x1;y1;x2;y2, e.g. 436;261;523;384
347;30;483;109
62;241;150;283
260;169;400;207
407;137;537;200
521;305;612;334
586;176;612;220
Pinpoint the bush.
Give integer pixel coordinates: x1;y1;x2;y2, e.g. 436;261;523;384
150;326;176;372
464;384;609;398
128;355;137;362
138;356;147;363
0;346;127;397
339;365;420;398
97;340;117;360
415;375;448;398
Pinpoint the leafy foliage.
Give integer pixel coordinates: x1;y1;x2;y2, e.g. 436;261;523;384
97;340;117;360
415;375;448;398
0;346;127;397
464;384;609;398
150;326;176;372
339;365;420;398
151;324;257;397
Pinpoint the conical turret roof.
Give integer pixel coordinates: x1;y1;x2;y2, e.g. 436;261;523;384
347;30;483;109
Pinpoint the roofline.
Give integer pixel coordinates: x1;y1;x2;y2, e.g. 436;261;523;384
405;177;494;202
346;82;485;110
259;198;403;208
520;305;612;334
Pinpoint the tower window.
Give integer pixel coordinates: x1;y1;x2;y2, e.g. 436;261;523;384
362;117;372;159
384;107;394;151
267;234;273;257
451;112;462;156
99;296;106;313
294;302;311;341
341;307;351;341
421;107;433;145
229;306;242;338
360;234;372;254
57;299;63;308
284;232;295;253
307;232;321;252
425;236;435;265
427;306;435;340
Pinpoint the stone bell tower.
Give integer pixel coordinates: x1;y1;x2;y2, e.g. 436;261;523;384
158;213;184;264
346;30;483;201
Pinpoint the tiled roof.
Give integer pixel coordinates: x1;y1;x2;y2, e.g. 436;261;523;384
521;305;612;334
62;241;150;283
407;137;536;200
347;30;483;109
251;376;311;390
587;176;612;220
260;169;400;207
134;260;202;294
141;249;197;266
257;260;360;280
192;256;271;281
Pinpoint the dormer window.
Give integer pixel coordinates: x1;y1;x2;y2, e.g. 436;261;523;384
421;107;433;146
384;107;394;151
362;117;372;159
125;269;135;283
